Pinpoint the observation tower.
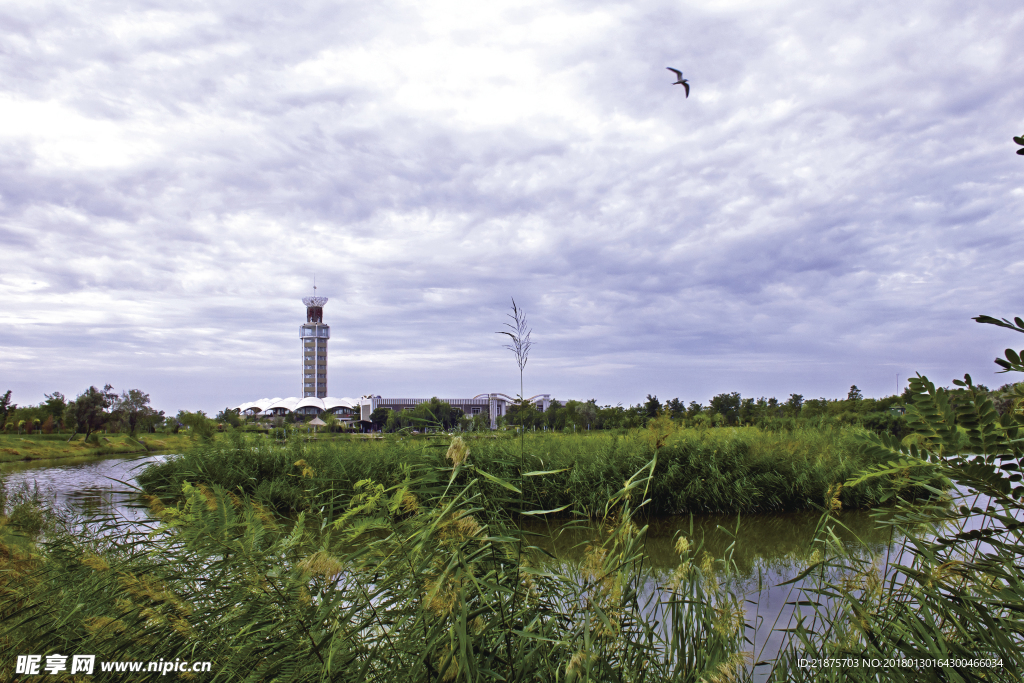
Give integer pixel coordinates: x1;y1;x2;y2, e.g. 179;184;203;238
300;292;330;398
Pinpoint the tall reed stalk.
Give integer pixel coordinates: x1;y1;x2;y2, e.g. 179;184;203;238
496;298;533;678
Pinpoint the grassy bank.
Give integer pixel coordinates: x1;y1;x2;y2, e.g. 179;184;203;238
138;423;938;516
0;433;196;463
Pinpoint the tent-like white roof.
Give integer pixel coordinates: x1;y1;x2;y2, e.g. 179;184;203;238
324;397;358;410
234;397;360;414
236;397;282;413
295;397;325;411
265;397;300;412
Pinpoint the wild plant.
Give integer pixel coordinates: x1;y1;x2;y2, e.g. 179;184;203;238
1;433;756;681
765;313;1024;681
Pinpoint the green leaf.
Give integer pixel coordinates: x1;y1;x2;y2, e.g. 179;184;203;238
522;468;571;477
975;314;1024;333
845;458;933;487
469;466;522;494
521;504;571;516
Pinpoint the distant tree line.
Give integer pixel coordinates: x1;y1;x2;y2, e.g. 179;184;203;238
501;381;1024;437
308;380;1024;436
1;386;165;440
4;378;1020;439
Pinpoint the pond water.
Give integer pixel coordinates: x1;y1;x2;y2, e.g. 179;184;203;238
0;453;914;678
523;507;901;671
1;452;170;526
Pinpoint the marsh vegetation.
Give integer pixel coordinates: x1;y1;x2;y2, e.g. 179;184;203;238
2;312;1023;680
137;424;936;518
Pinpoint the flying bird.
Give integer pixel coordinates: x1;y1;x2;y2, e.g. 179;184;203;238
667;67;689;97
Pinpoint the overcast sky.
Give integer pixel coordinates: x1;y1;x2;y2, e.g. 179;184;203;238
2;0;1023;416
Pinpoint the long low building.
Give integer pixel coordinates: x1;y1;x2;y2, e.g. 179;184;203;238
237;397;360;418
235;393;551;429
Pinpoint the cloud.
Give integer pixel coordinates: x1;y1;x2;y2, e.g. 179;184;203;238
2;0;1023;413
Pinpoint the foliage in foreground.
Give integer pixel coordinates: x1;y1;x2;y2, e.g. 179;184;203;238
1;442;751;682
765;314;1024;682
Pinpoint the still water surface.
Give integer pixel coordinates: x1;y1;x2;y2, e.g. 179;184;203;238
1;452;169;525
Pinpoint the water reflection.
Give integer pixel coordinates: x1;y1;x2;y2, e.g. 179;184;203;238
524;509;902;678
526;509;896;577
1;453;170;526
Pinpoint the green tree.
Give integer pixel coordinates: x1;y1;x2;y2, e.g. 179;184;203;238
595;403;627;429
215;407;242;429
506;398;543;428
177;410;214;441
543;401;564;430
665;398;686;419
112;389;163;435
369;407;390;430
643;394;662;419
846;384;863;401
738;397;756;424
42;392;67;427
410;398;463;430
0;390;15;429
708;392;741;425
801;397;830;418
64;385;116;441
784;393;804;417
562;399;597;430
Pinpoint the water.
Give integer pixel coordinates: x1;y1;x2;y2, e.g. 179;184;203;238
524;507;900;674
1;452;170;526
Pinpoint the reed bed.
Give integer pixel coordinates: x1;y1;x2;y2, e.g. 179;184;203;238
137;423;933;518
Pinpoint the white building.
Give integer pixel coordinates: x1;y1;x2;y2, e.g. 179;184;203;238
235;292;551;429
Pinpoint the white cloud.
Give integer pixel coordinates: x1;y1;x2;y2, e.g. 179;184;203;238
1;0;1023;413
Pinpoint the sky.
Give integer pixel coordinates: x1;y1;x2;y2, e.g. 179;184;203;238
2;0;1023;417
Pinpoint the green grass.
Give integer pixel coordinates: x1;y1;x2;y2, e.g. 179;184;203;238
137;424;938;517
0;432;195;462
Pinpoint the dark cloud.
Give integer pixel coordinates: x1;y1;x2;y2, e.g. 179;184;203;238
2;0;1023;413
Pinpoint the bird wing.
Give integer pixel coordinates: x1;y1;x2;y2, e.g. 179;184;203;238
683;81;689;97
666;67;682;77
